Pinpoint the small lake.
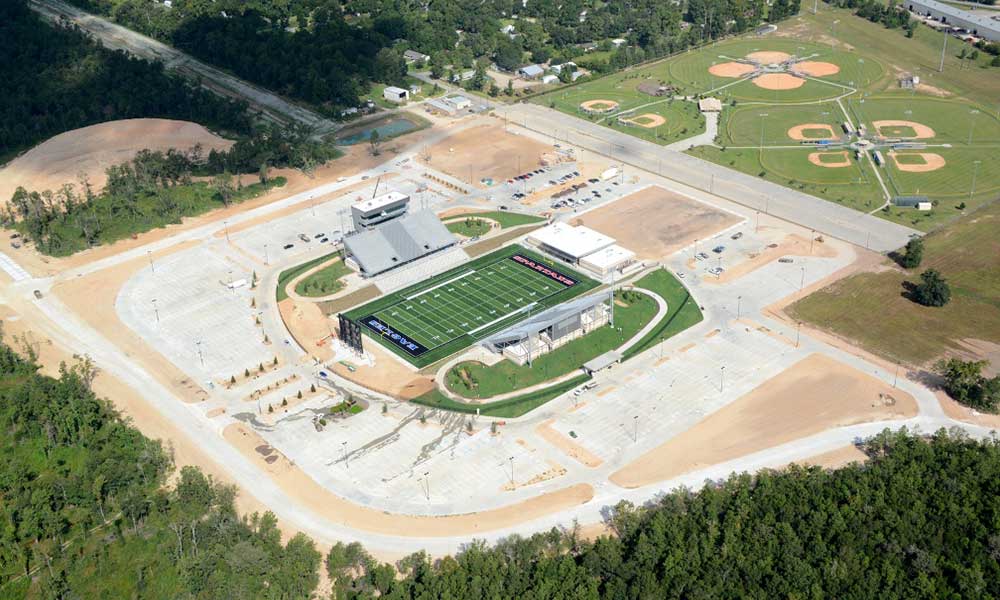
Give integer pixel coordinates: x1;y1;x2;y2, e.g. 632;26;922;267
336;117;419;145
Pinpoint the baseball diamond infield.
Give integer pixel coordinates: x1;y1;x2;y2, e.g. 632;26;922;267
890;152;946;172
791;61;841;77
580;99;620;113
809;151;852;168
788;123;838;141
873;120;936;139
709;62;757;78
746;51;792;64
623;113;667;128
753;73;805;90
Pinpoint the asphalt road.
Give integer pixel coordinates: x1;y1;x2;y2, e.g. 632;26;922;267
29;0;337;135
504;103;920;252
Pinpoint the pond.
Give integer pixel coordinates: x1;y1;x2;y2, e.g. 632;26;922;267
335;117;419;145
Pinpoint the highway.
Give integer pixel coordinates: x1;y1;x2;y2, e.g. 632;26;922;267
503;103;920;252
29;0;338;135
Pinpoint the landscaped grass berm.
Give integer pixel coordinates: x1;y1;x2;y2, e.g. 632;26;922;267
344;244;599;368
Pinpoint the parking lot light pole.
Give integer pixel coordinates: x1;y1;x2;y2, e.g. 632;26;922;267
264;244;269;266
508;456;515;485
720;366;726;392
147;250;155;273
422;471;430;501
799;266;806;291
152;298;159;323
796;322;802;348
737;295;742;320
195;341;204;367
223;221;230;243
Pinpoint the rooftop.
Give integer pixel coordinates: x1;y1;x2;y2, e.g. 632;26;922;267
344;210;455;275
353;191;409;213
528;223;616;259
908;0;1000;32
579;244;636;270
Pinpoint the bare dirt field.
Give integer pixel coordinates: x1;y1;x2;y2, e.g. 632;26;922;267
788;123;837;141
0;119;233;201
873;120;936;139
809;151;852;168
747;51;792;64
704;233;839;284
418;124;552;188
577;185;740;260
609;352;917;488
752;73;805;90
536;419;604;467
623;113;667;128
889;152;946;172
794;444;869;469
223;422;595;536
709;62;757;78
792;61;841;77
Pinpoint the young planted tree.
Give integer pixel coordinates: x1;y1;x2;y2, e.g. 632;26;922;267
912;269;950;307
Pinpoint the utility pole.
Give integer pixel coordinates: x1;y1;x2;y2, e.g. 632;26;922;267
939;32;948;73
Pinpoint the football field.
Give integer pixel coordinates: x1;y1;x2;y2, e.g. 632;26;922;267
347;245;598;367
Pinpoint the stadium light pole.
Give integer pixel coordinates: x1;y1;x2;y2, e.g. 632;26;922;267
968;110;980;144
939;32;948;73
970;160;981;199
759;113;768;151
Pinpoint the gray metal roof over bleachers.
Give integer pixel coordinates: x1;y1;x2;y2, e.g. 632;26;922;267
485;292;608;347
344;210;456;276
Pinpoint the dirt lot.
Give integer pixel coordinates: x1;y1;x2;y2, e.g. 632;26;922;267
703;233;839;285
418;123;553;188
223;422;595;536
0;119;233;201
577;185;741;260
609;352;917;488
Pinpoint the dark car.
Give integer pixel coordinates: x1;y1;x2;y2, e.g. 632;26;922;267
283;243;294;250
314;233;324;239
713;245;725;253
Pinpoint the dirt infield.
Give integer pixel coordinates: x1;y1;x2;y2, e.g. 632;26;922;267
808;151;852;168
623;113;667;128
889;151;946;172
418;123;552;188
609;353;917;488
709;62;757;78
872;120;935;139
580;99;620;113
0;119;233;202
752;73;805;90
577;185;740;260
787;123;837;141
792;61;841;77
746;51;792;64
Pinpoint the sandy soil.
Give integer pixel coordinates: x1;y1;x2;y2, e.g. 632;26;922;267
889;152;946;172
709;62;757;78
938;389;1000;428
580;100;620;113
610;353;917;488
746;51;792;64
418;123;552;188
792;61;841;77
577;185;741;261
53;240;212;405
223;422;595;535
1;142;401;278
809;151;851;168
278;298;336;363
873;120;936;139
536;419;604;467
788;123;837;141
916;82;952;97
752;73;805;90
794;444;869;469
623;113;667;129
0;119;233;202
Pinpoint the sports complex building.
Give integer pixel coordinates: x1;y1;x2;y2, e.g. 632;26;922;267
526;222;639;278
342;210;456;277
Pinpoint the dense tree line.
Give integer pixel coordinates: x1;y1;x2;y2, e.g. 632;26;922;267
0;0;252;159
3;330;999;597
0;337;322;597
824;0;917;33
2;122;337;256
64;0;800;112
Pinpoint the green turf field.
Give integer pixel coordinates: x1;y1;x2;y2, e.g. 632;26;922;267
345;245;599;367
719;102;845;146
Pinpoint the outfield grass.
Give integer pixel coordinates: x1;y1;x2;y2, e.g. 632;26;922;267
720;102;844;146
412;374;591;418
623;269;705;360
294;258;351;298
344;244;599;367
847;97;1000;144
788;200;1000;365
445;290;656;399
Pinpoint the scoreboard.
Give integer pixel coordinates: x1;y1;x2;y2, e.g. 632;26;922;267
337;314;364;353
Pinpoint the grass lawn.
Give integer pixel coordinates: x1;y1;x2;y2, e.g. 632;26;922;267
446;217;491;237
276;251;338;302
294;258;351;298
445;289;656;399
412;374;591;418
788;200;1000;366
344;244;598;367
719;102;844;146
454;210;546;228
623;268;705;360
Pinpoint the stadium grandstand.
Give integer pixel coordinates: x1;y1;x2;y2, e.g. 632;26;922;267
343;210;456;277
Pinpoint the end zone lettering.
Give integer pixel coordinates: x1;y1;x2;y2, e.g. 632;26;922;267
362;316;428;356
509;254;577;287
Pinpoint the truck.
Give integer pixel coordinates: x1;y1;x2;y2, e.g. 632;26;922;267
872;150;884;167
600;167;619;181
